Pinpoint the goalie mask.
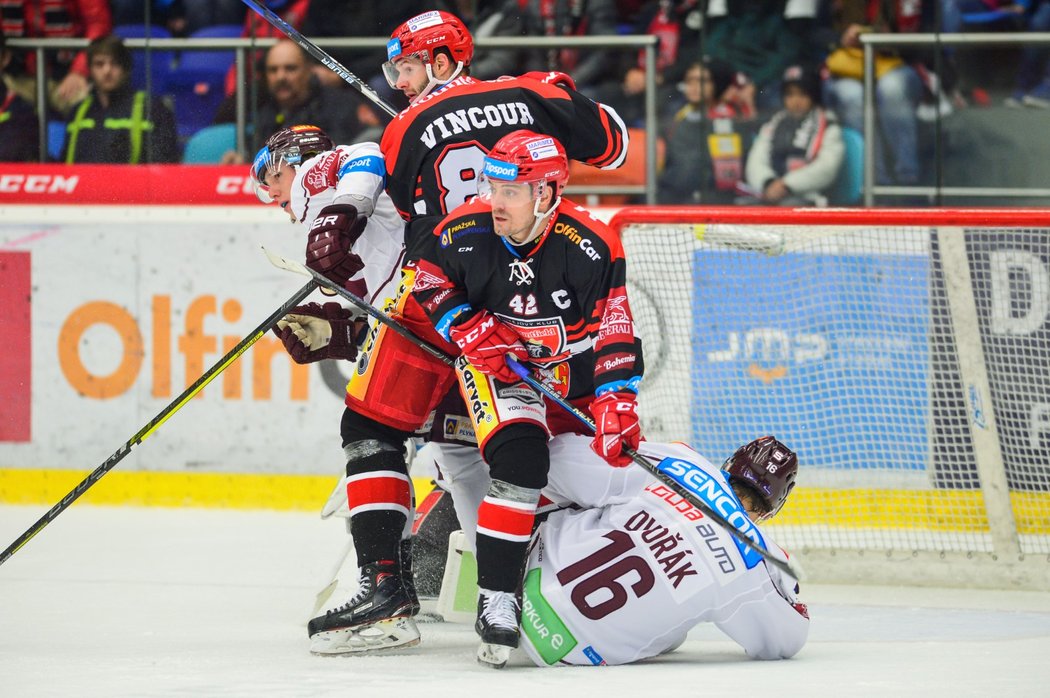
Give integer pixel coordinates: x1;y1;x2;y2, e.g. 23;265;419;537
722;436;798;521
475;130;569;246
382;10;473;102
250;124;333;203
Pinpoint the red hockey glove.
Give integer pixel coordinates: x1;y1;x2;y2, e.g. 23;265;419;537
521;70;577;91
448;310;526;384
589;391;641;468
273;302;365;364
305;204;367;287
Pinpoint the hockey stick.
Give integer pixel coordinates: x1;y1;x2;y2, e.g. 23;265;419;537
262;247;455;366
312;534;354;617
0;280;320;568
503;356;800;579
260;251;798;577
239;0;398;118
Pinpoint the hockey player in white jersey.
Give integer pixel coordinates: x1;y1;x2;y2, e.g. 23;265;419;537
520;435;808;666
251;124;487;654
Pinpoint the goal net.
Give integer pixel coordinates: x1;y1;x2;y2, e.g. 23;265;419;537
611;206;1050;589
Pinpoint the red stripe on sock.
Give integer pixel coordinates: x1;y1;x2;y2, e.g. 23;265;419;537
478;500;536;538
347;474;411;511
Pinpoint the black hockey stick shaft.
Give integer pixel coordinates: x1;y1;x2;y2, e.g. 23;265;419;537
504;356;799;579
239;0;398;118
262;251;799;576
262;247;455;366
0;280;319;568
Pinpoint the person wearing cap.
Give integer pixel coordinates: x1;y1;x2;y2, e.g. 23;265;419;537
743;64;844;206
657;57;757;205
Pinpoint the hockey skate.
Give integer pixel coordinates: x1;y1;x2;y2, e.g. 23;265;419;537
308;561;420;655
399;538;421;617
475;588;521;669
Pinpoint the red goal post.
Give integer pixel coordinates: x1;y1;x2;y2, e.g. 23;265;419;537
609;206;1050;589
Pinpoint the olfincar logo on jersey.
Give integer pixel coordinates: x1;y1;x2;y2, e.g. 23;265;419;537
483;158;518;181
657;458;767;570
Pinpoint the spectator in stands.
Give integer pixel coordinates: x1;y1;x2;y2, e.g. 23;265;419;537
219;39;362;162
693;0;817;112
61;35;178;163
298;2;423;108
0;0;112;115
451;0;526;80
657;57;757;204
997;1;1050;107
224;0;310;99
0;32;40;162
110;1;247;38
743;64;844;206
823;1;923;186
513;0;622;95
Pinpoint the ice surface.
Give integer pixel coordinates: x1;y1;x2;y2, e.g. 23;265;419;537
2;505;1048;698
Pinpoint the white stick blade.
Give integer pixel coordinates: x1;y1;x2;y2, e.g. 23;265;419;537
261;246;312;277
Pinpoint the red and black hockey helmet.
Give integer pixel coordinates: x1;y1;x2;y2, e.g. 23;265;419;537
479;129;570;196
722;436;798;520
383;10;473;86
250;124;333;202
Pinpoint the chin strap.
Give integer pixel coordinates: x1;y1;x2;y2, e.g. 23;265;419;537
412;61;466;103
507;195;562;247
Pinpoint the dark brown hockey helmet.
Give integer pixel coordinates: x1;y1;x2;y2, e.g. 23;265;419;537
722;436;798;520
250;124;333;202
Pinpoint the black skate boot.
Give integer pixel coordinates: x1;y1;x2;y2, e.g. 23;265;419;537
475;588;521;669
399;538;421;617
307;560;420;654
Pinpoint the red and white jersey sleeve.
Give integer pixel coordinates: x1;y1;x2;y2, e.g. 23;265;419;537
522;441;809;667
290;143;405;304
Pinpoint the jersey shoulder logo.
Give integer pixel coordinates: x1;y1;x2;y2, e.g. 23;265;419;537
302;151;340;195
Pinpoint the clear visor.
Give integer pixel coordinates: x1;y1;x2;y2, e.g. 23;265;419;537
250;165;276;204
477;173;548;206
382;52;427;88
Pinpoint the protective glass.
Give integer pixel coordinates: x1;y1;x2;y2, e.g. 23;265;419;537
382;52;426;88
477;174;546;206
250;146;276;203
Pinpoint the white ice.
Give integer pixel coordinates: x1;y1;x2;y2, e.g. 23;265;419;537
2;504;1048;698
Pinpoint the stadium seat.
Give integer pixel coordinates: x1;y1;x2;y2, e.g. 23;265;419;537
829;126;864;206
567;128;663;205
112;24;176;94
47;120;67;161
168;25;242;140
182;123;236;164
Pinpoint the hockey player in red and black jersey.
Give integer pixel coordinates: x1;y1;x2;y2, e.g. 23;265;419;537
296;10;634;661
379;10;629;248
409;131;644;668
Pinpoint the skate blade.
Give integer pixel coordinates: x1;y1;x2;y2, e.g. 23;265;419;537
310;616;421;655
477;642;512;669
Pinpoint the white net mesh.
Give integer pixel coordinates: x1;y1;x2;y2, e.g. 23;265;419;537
613;208;1050;585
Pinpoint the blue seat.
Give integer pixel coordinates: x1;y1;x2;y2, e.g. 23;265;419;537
112;24;176;93
829;126;864;206
182;123;237;163
47;120;67;161
168;26;243;139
